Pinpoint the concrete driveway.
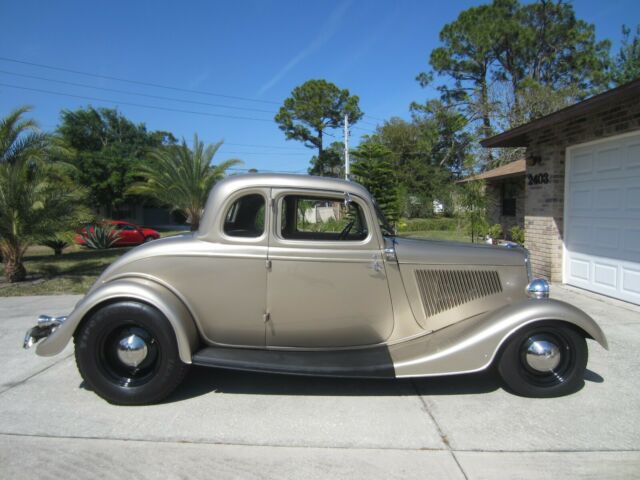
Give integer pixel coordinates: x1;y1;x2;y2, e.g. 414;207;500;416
0;286;639;479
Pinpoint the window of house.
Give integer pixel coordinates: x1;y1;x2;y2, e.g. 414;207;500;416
501;182;518;216
280;195;368;241
223;193;265;238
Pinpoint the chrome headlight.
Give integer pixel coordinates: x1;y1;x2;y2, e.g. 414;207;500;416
527;279;550;299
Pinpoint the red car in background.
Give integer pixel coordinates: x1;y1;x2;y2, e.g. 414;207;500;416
75;220;161;247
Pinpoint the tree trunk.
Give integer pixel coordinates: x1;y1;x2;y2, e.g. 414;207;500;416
317;129;324;176
480;80;492;139
189;212;200;231
4;258;27;283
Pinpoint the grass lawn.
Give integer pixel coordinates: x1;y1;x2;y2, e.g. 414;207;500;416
0;230;187;297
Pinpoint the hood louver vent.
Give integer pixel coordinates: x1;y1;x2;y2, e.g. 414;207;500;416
415;269;502;318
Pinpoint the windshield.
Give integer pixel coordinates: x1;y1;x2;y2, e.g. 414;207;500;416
373;200;395;236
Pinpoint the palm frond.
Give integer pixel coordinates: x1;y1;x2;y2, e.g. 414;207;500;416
127;134;243;229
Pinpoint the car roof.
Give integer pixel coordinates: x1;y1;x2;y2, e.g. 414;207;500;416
214;173;370;197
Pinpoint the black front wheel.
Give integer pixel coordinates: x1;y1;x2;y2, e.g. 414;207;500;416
497;322;588;397
74;301;188;405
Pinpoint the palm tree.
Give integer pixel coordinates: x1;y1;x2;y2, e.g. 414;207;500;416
1;106;50;165
128;134;242;230
0;109;88;282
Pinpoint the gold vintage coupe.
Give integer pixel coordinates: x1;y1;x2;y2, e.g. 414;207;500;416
24;174;608;404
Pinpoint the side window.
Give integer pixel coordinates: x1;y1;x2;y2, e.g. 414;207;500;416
224;193;265;238
501;181;518;216
280;195;368;241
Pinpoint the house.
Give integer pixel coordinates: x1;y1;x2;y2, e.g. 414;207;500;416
480;79;640;304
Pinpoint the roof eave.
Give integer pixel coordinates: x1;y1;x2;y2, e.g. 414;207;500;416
481;78;640;149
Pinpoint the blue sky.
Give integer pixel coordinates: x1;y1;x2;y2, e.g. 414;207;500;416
1;0;637;173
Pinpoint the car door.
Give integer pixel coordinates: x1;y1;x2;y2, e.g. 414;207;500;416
266;189;394;348
119;224;144;245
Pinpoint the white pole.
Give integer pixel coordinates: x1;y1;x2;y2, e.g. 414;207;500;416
344;113;350;180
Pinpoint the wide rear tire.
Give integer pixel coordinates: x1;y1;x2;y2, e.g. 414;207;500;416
497;322;587;398
74;301;189;405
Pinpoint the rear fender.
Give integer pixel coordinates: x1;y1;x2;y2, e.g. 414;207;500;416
391;298;608;377
35;278;199;363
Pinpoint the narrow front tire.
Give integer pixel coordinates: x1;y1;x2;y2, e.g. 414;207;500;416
497;322;588;398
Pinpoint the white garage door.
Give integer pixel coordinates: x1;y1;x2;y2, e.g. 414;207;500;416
564;131;640;304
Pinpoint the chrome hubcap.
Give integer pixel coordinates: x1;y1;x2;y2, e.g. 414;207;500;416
116;334;148;368
525;339;561;372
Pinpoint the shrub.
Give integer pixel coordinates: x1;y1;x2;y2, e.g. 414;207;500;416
487;224;503;241
509;225;525;245
41;234;71;256
81;224;122;249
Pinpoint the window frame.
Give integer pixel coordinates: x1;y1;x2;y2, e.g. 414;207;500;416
273;190;374;246
218;189;269;243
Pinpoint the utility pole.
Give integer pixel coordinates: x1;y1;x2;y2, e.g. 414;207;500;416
344;113;350;180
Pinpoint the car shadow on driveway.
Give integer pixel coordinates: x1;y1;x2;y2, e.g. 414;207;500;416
160;366;604;403
162;367;502;403
78;367;603;403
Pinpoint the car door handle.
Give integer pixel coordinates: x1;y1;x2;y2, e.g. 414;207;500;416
370;255;384;272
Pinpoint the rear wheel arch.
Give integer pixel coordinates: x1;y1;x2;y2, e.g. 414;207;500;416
70;280;200;364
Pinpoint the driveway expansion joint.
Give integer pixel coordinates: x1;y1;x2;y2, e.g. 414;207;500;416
411;380;469;480
0;432;447;452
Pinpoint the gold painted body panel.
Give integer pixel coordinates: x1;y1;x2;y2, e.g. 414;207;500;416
122;255;267;346
266;256;393;347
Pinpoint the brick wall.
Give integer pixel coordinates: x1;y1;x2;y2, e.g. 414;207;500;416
523;99;640;281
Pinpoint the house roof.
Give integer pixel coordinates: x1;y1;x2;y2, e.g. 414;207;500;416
458;159;526;183
481;78;640;148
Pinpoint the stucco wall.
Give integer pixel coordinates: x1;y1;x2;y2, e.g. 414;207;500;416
523;99;640;281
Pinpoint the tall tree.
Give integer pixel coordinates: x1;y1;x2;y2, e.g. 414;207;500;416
418;0;612;168
420;2;498;139
360;101;472;217
128;134;242;231
1;106;50;164
275;79;363;175
57;106;176;215
0;108;88;282
308;141;345;177
351;143;401;226
610;24;640;86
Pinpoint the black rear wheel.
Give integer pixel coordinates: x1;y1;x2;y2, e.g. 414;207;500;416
74;301;188;405
497;322;587;397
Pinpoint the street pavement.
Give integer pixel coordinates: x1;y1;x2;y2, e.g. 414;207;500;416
0;287;638;479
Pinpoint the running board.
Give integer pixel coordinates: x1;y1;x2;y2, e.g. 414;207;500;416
191;346;396;378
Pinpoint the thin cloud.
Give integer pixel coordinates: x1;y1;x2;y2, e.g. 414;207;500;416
188;70;210;89
258;1;351;95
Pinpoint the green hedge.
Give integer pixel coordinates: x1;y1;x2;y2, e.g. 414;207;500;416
397;217;461;232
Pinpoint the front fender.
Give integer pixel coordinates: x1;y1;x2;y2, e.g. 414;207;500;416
35;278;199;364
391;298;608;377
